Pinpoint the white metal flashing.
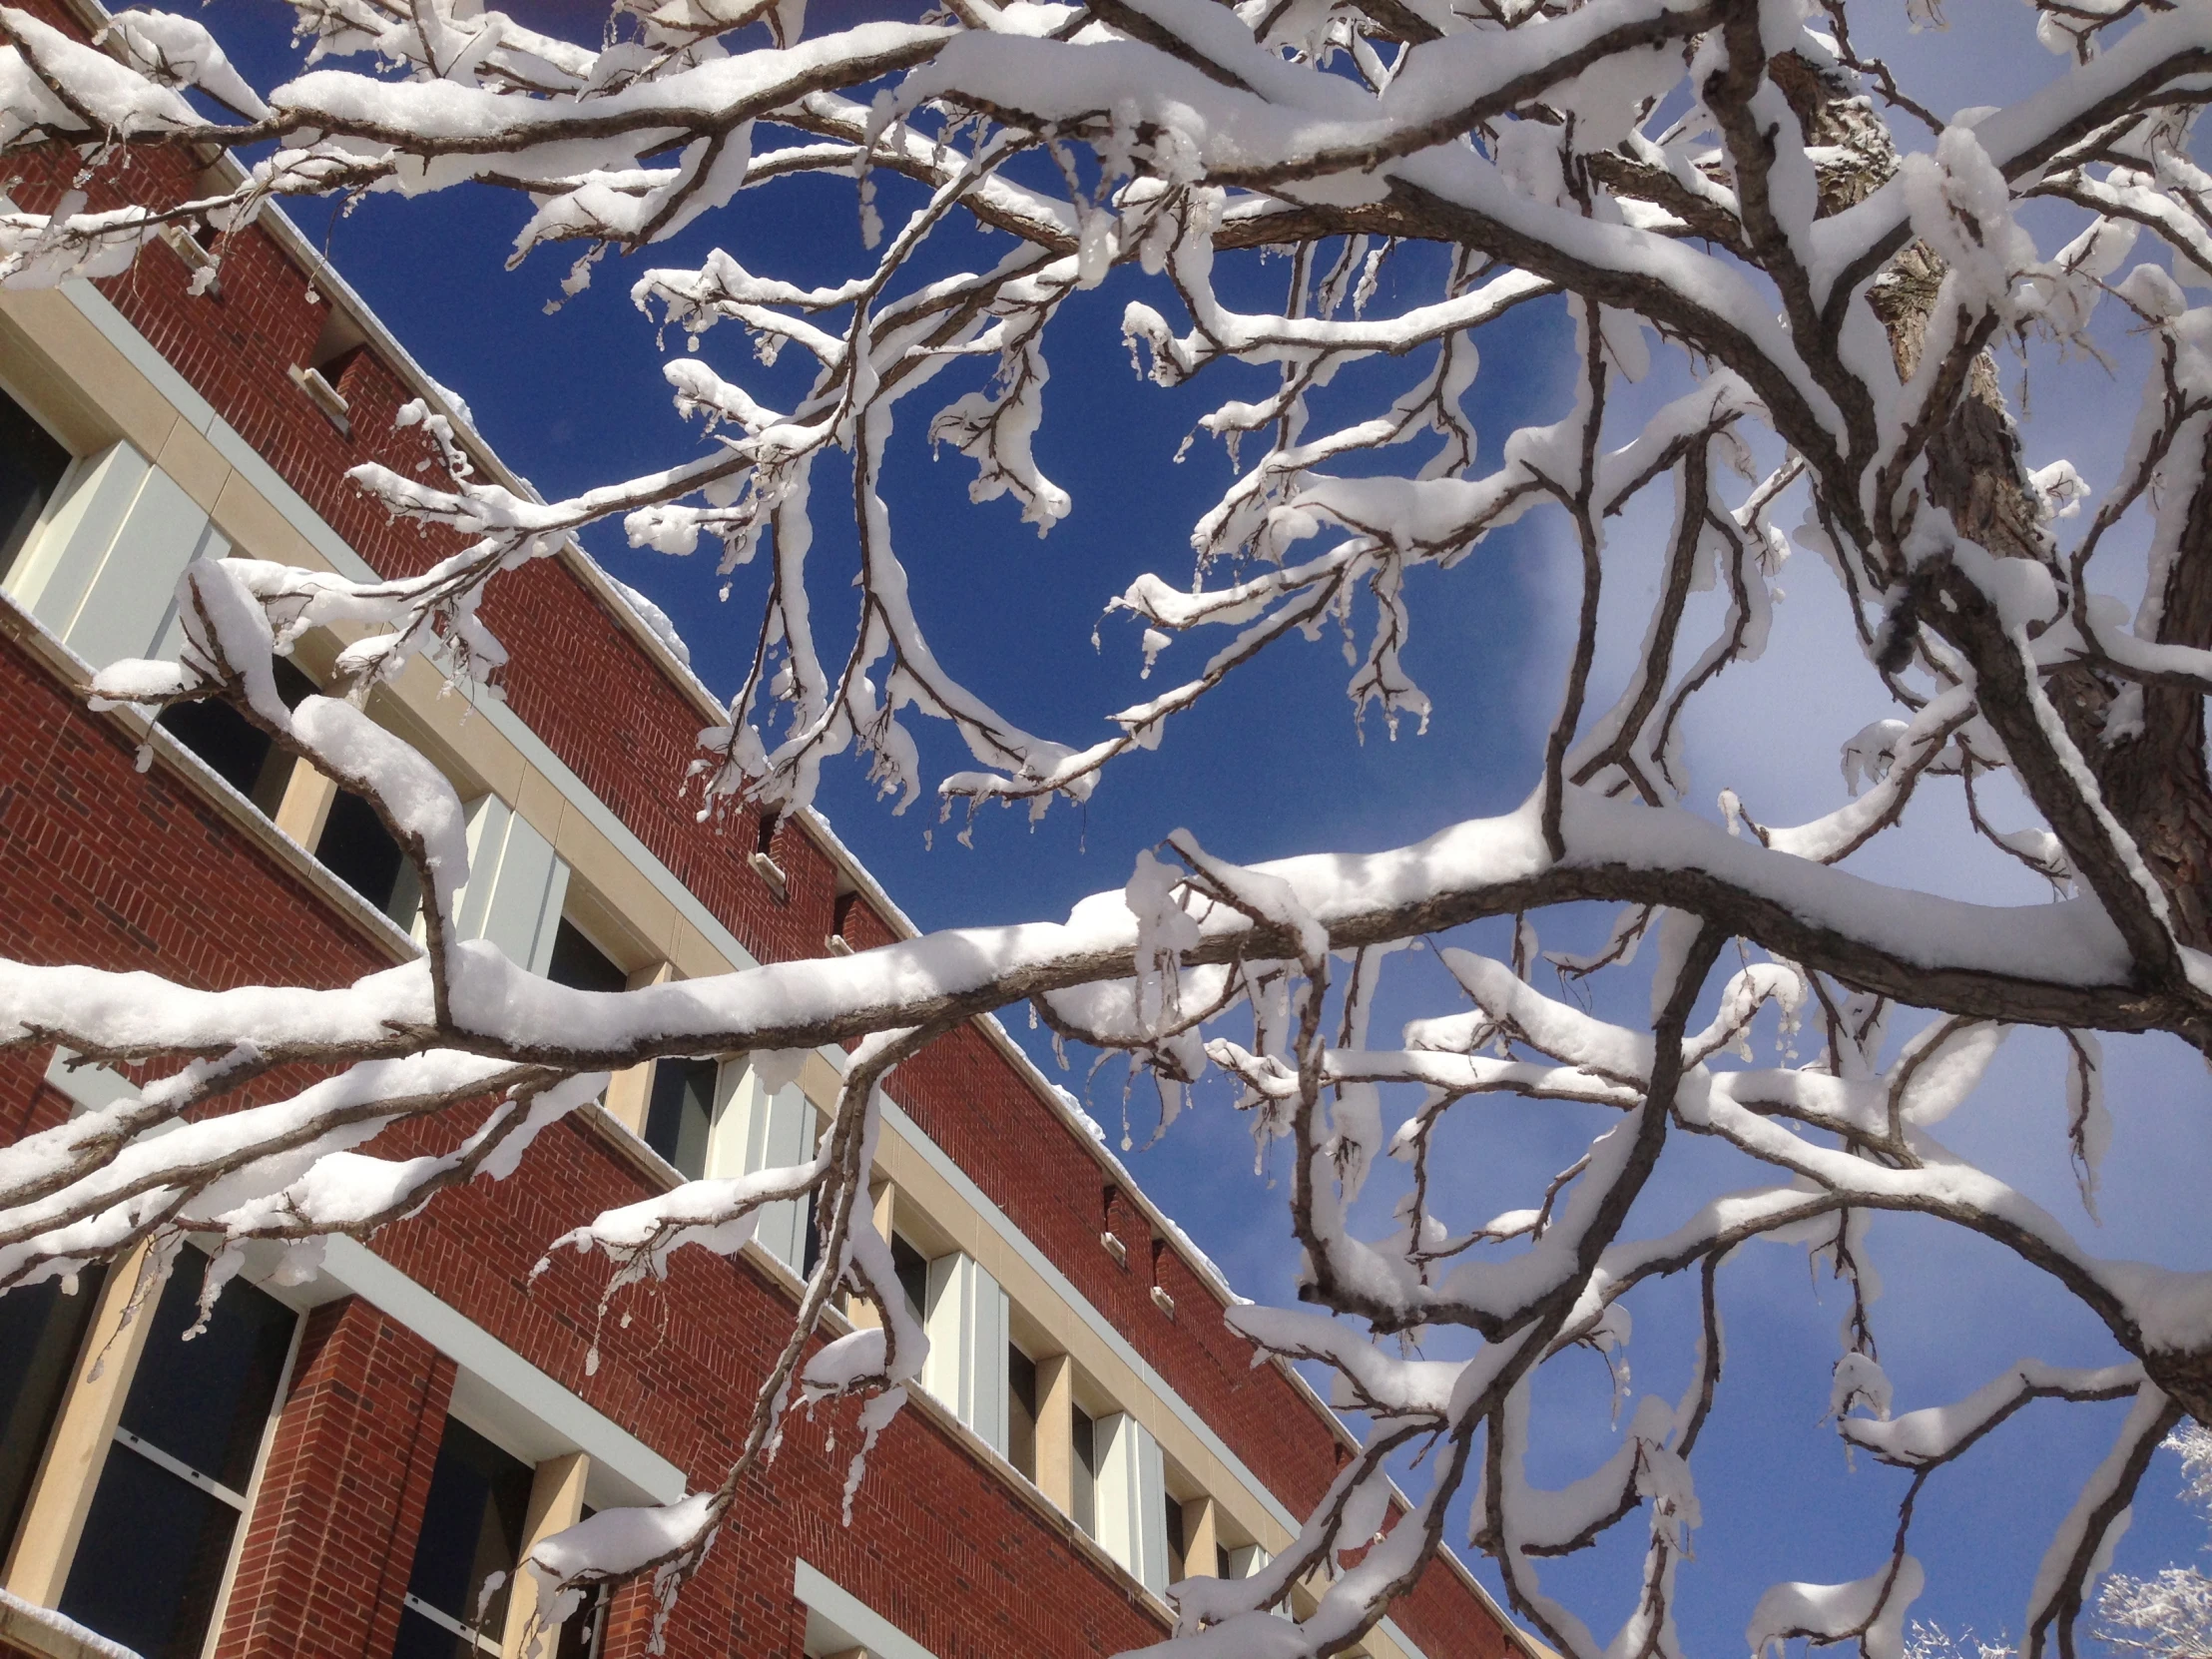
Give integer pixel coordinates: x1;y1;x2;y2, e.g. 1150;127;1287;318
793;1560;939;1659
316;1237;687;1507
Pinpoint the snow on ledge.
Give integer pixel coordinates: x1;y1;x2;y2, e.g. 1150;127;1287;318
0;1590;144;1659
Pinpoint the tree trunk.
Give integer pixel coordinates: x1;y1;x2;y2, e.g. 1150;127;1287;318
1776;51;2212;951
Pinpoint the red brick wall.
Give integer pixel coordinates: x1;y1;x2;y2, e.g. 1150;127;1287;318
357;1104;1176;1659
0;626;387;993
217;1299;456;1659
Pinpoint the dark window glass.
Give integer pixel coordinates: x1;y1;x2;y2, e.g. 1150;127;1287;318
643;1058;716;1180
59;1263;296;1659
1007;1346;1037;1482
115;1265;295;1491
1165;1492;1186;1581
158;659;316;813
890;1236;928;1330
64;1432;242;1658
394;1419;533;1659
552;1584;607;1659
800;1189;822;1278
546;920;626;994
1216;1543;1232;1578
317;788;407;915
0;1264;107;1554
1072;1406;1097;1537
0;387;70;581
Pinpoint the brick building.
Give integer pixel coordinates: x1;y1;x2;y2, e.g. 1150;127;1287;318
0;7;1540;1659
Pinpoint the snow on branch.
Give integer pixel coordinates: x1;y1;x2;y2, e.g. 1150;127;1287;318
14;0;2212;1650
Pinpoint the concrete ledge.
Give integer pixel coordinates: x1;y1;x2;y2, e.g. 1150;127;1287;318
0;1591;141;1659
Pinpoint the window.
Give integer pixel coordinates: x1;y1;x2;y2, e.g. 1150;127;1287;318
1007;1346;1037;1482
317;789;412;920
0;386;70;581
1225;1541;1273;1581
1071;1406;1097;1538
1165;1492;1186;1583
0;1265;107;1556
553;1578;608;1659
890;1235;927;1330
828;887;859;953
158;657;316;816
546;920;627;994
58;1262;298;1659
395;1419;534;1659
800;1189;821;1278
643;1057;717;1179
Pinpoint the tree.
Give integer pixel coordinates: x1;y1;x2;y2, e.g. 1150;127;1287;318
2100;1426;2212;1659
5;0;2212;1652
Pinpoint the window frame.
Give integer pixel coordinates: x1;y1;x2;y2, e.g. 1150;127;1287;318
34;1244;306;1659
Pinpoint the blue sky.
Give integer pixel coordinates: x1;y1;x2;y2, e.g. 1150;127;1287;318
198;0;2212;1648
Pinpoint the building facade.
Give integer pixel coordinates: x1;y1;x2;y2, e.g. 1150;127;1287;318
0;7;1539;1659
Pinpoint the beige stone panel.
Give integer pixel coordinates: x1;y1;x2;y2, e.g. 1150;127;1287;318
1034;1353;1076;1515
842;1179;898;1331
603;963;675;1137
663;915;731;983
0;288;175;456
210;473;327;573
502;1451;589;1659
799;1051;844;1115
3;1245;159;1603
153;419;232;513
514;765;569;846
382;655;525;805
273;761;339;850
1182;1496;1220;1577
867;1115;1289;1555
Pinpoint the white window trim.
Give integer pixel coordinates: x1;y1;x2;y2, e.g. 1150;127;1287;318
794;1560;938;1659
311;1237;686;1509
108;1429;249;1511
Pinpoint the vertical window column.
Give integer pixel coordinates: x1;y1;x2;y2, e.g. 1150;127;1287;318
705;1064;816;1271
1180;1497;1221;1580
0;1265;109;1578
2;438;232;671
1092;1411;1170;1597
918;1254;1010;1458
450;796;571;975
214;1296;457;1659
1032;1355;1076;1516
499;1452;588;1659
3;1246;159;1608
